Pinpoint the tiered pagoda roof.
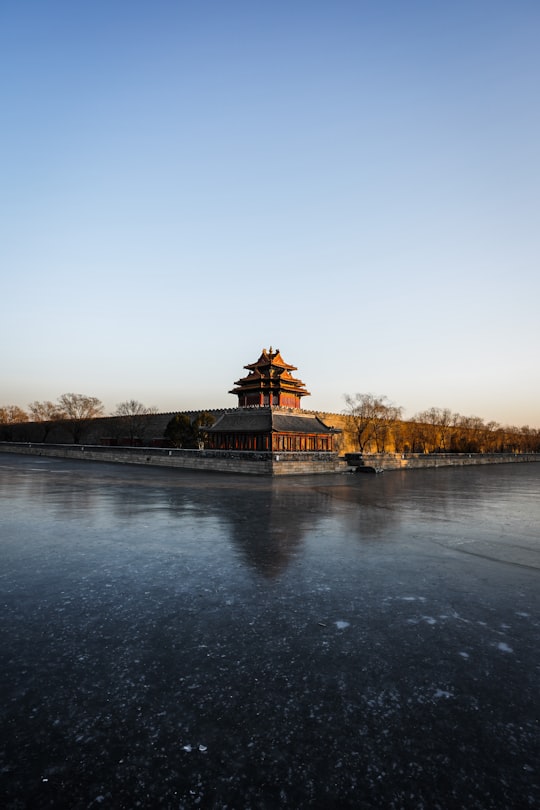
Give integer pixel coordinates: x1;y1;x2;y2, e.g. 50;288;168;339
206;347;340;453
229;347;310;408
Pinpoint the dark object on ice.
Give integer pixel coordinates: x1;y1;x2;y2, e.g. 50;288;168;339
345;453;384;473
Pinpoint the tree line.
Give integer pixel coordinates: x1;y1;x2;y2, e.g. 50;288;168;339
0;393;217;449
0;394;158;444
343;393;539;454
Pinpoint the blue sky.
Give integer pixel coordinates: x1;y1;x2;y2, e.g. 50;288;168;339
1;1;539;427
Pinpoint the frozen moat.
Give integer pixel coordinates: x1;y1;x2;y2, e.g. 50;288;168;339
1;455;539;808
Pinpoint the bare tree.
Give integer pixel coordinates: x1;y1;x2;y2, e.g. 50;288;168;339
57;393;105;444
518;425;537;453
501;425;522;453
453;415;485;453
344;393;401;452
28;400;63;421
372;403;402;452
391;419;407;453
28;400;66;442
421;407;454;451
113;400;159;445
0;405;28;423
0;405;29;440
406;417;431;453
482;421;501;453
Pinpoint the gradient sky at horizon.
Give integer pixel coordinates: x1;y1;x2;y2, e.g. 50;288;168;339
1;1;539;427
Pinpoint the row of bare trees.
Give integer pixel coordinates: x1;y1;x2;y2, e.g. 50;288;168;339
0;394;158;444
344;394;540;454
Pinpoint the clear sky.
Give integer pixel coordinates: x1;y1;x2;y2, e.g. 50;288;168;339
1;0;539;427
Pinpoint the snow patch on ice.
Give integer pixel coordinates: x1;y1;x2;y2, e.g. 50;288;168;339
406;616;437;626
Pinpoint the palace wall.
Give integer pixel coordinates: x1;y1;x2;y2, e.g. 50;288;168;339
1;408;358;452
5;410;533;457
0;410;226;446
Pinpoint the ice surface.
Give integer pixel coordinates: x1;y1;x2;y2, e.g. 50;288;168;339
0;456;539;808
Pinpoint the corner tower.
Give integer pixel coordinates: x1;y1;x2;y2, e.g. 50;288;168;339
229;347;310;409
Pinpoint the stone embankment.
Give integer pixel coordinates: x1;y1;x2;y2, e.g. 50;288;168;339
1;443;538;476
0;442;345;476
346;452;540;471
